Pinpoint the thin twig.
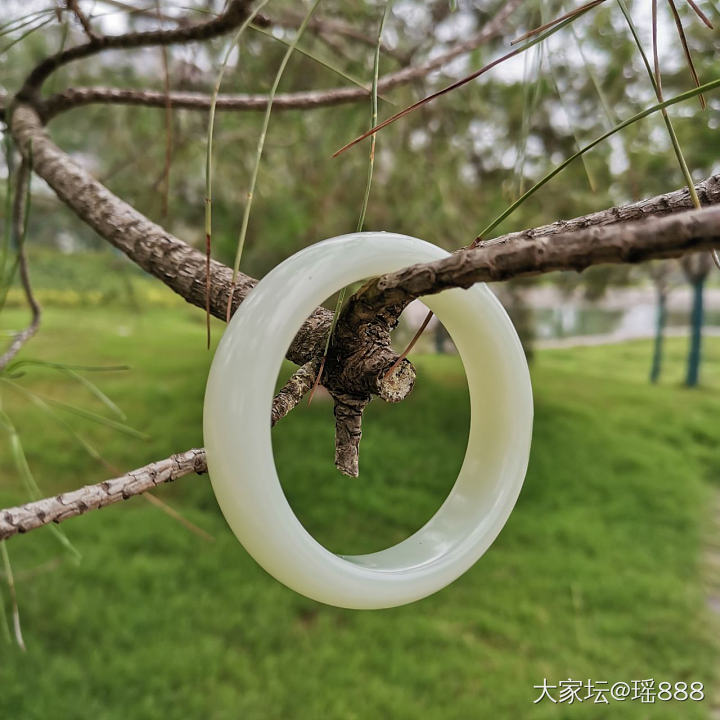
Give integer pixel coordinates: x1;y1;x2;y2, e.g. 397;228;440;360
65;0;98;41
0;160;41;371
142;491;213;542
383;309;433;381
684;0;713;29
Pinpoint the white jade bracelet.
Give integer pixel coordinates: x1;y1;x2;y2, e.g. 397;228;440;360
203;232;533;609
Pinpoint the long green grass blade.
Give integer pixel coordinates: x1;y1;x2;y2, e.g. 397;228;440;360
250;23;394;104
3;379;111;465
0;542;23;649
615;0;700;209
0;408;81;561
2;135;14;290
0;17;54;56
0;379;148;439
205;0;270;251
0;569;10;644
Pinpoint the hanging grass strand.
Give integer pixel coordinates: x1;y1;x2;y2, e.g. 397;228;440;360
616;0;700;209
0;542;24;651
476;76;720;241
204;0;271;347
667;0;705;108
332;2;602;159
225;0;324;323
510;0;607;45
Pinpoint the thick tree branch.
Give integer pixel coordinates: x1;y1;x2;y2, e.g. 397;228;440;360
8;103;315;357
35;0;522;119
343;204;720;326
17;0;253;100
7;102;413;420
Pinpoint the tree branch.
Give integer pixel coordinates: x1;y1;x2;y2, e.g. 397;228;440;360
65;0;99;42
7;102;413;412
0;449;207;541
17;0;254;100
35;0;523;119
37;86;381;118
270;360;319;426
342;204;720;326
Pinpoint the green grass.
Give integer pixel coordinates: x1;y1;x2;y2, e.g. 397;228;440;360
0;306;718;719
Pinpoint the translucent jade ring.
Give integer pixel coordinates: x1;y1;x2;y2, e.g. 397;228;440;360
203;232;533;609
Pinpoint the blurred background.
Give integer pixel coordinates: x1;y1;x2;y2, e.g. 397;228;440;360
1;0;719;717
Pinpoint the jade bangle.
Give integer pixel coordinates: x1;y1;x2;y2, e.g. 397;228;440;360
204;232;533;609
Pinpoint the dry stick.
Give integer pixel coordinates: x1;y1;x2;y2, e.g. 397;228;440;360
347;205;720;319
0;449;207;541
33;0;522;120
2;204;720;540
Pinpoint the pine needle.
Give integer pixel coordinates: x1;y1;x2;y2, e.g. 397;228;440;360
204;0;271;346
476;76;720;240
225;0;324;323
332;1;602;158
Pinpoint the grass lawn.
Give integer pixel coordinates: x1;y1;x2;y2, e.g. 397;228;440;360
0;305;718;719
